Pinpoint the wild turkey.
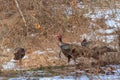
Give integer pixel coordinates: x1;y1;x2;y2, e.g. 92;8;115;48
56;34;81;63
13;47;25;68
81;38;92;47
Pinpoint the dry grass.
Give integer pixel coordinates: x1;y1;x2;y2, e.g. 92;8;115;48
0;0;120;74
16;52;68;69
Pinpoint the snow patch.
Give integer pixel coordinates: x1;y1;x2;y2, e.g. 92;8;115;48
2;59;16;70
23;55;29;59
6;48;11;52
33;50;46;54
33;48;55;55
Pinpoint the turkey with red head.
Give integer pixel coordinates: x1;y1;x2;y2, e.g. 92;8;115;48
56;34;81;63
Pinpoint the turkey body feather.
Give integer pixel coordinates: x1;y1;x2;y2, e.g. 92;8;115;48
59;43;81;63
14;47;25;60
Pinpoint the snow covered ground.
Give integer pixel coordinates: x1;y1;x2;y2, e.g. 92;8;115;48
3;71;120;80
1;64;120;80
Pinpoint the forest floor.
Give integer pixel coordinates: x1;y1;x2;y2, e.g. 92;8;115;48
0;49;120;80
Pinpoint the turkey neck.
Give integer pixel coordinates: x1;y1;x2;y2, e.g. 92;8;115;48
58;37;64;46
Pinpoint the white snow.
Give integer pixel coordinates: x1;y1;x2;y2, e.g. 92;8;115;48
33;48;55;55
23;55;29;59
2;59;16;70
33;50;46;54
7;73;120;80
6;48;11;52
84;8;120;29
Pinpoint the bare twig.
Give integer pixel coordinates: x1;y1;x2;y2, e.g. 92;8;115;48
14;0;28;36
